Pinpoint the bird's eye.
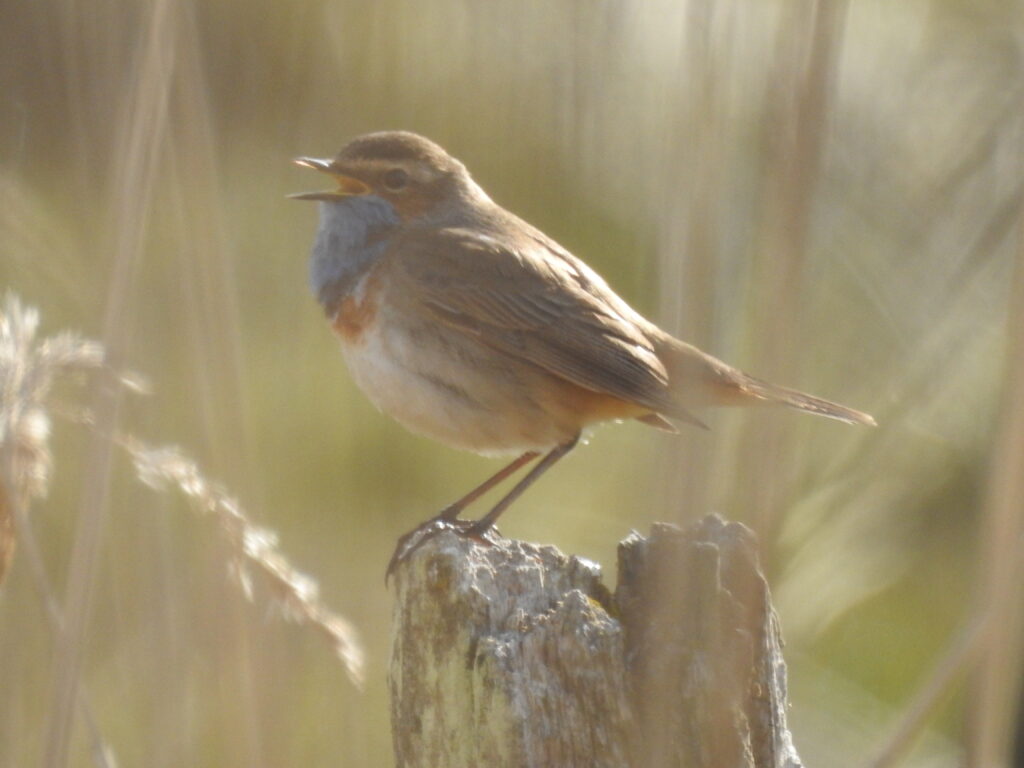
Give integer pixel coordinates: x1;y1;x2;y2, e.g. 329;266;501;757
382;168;409;191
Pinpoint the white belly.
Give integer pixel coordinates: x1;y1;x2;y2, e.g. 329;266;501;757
339;319;567;456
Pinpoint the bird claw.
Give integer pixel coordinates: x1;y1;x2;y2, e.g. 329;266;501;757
384;515;497;586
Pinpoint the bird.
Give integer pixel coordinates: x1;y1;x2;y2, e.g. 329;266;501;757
290;130;875;579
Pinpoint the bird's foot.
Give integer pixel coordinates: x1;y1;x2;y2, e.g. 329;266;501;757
385;513;498;586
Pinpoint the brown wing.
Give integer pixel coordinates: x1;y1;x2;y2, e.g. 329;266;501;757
387;226;687;418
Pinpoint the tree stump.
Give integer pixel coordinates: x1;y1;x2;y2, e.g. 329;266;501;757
389;515;803;768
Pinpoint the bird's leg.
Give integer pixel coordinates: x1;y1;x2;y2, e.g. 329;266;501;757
464;433;580;537
386;450;541;583
436;450;541;520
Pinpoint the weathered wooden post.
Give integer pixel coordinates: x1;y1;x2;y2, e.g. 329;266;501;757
389;515;803;768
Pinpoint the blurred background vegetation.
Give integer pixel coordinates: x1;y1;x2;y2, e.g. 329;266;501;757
2;0;1023;765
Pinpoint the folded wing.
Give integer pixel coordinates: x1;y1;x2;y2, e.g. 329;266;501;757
388;226;693;420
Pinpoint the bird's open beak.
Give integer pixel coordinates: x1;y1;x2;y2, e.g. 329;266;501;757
288;157;371;201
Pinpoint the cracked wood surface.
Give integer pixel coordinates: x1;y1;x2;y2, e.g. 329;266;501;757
389;515;803;768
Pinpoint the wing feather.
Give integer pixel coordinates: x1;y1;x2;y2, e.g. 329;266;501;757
388;227;682;416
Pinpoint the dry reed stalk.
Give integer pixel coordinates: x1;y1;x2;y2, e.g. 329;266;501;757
655;0;724;522
965;191;1024;766
0;473;12;584
738;0;849;558
867;617;983;768
44;0;176;753
163;0;251;486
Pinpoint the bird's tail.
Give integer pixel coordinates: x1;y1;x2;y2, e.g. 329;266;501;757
728;374;877;426
659;337;877;427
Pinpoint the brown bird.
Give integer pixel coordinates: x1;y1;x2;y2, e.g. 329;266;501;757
291;131;875;577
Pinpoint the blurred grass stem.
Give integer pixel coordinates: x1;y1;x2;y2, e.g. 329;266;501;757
868;614;982;768
43;0;176;763
656;0;723;522
965;189;1024;766
3;455;115;768
739;0;848;558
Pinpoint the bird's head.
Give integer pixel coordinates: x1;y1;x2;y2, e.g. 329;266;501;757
290;131;485;222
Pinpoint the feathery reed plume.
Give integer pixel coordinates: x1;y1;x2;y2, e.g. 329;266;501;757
0;293;364;687
0;293;121;765
127;441;365;687
0;293;106;583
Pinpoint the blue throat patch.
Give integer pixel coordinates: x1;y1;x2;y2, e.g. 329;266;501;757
308;195;400;313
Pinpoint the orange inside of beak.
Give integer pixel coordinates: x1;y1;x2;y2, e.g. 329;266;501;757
291;158;371;198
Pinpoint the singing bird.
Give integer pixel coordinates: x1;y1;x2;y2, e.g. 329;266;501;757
291;131;875;576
